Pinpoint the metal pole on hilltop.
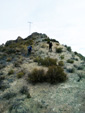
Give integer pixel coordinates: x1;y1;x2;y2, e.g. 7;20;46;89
28;22;32;35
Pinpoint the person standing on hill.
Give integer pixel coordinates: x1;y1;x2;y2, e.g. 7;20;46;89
49;41;53;52
27;45;32;56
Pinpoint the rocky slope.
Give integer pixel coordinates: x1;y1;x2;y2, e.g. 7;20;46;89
0;32;85;113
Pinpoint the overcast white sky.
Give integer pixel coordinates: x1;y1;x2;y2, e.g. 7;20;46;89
0;0;85;56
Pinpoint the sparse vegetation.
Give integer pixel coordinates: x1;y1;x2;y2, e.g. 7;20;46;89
58;61;64;66
34;57;57;66
0;83;7;91
13;57;23;67
43;38;50;43
43;38;59;43
20;86;31;98
0;32;85;113
14;61;20;67
67;68;75;73
60;55;64;59
2;91;16;100
74;58;78;61
17;70;25;78
1;37;34;57
41;44;47;48
8;69;14;75
56;47;63;53
77;72;85;82
5;48;16;54
74;52;85;61
67;59;74;63
65;45;71;52
50;39;59;43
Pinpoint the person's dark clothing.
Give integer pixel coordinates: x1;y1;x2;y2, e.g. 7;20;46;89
49;42;53;52
27;46;32;55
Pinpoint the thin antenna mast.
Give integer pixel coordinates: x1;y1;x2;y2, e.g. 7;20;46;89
28;22;32;35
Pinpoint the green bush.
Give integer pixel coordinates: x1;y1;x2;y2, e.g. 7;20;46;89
67;59;74;63
17;71;25;78
43;38;50;44
24;39;34;46
8;69;14;75
46;66;67;84
58;61;64;66
67;46;71;52
74;52;85;61
43;38;59;43
56;47;63;53
0;46;6;52
60;55;64;59
20;86;31;98
50;39;59;43
65;45;71;52
34;57;57;66
28;68;45;83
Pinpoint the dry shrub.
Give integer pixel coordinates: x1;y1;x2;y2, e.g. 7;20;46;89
46;66;67;84
56;47;63;53
8;69;14;75
34;56;42;63
28;66;67;84
67;68;75;73
67;59;74;63
28;68;45;83
17;70;25;78
20;86;31;98
34;57;57;66
14;58;22;67
41;44;47;48
60;55;64;59
58;61;64;66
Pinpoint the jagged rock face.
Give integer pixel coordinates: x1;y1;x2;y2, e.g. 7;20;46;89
0;32;85;113
25;32;48;40
16;36;23;42
5;36;23;46
5;40;15;46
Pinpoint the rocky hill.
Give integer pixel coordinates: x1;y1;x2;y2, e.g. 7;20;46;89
0;32;85;113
